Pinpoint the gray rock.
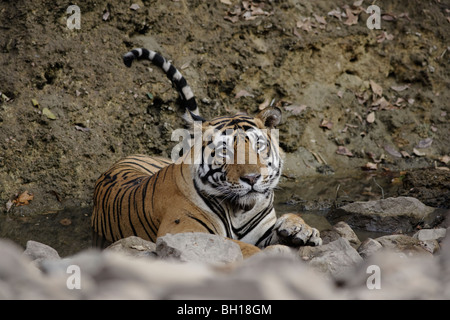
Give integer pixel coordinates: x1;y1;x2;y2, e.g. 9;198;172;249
106;236;156;258
339;250;442;299
329;196;437;233
413;228;447;241
23;240;60;266
357;238;383;259
332;221;361;248
375;234;431;257
298;237;363;277
156;232;243;265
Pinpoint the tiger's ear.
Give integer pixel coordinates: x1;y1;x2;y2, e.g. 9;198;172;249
255;107;282;128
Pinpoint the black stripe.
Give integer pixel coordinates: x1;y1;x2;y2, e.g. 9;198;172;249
255;224;275;247
187;214;216;235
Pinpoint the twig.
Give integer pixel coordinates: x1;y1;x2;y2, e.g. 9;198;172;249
372;177;384;199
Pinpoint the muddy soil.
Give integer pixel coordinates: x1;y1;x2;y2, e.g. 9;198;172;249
0;0;449;252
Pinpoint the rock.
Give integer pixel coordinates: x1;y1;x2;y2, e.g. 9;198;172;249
106;236;156;258
332;221;361;248
261;244;297;258
329;196;438;233
0;240;71;299
298;237;363;277
339;250;442;299
375;234;431;257
357;238;383;259
156;232;243;265
413;228;447;241
23;240;60;266
165;254;342;300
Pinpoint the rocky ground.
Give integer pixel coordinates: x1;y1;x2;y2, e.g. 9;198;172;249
0;0;449;300
1;196;449;299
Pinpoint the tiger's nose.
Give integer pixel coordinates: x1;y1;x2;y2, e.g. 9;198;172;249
240;174;261;186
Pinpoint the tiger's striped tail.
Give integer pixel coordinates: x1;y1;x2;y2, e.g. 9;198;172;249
123;48;202;121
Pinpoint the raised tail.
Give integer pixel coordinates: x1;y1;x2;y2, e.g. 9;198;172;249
123;48;202;121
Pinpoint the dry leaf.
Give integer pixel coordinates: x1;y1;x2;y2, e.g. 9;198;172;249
400;150;411;158
416;138;433;149
343;8;359;26
327;8;343;20
336;146;353;157
370;80;383;96
384;145;402;158
313;13;327;25
366;112;375;123
13;191;34;206
390;84;410;92
6;199;14;212
320;119;333;130
362;162;378;170
413;148;426;157
60;218;72;226
130;3;140;10
220;0;233;5
284;105;307;115
439;155;450;164
235;89;254;99
297;18;313;32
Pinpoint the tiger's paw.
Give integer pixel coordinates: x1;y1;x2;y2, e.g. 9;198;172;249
274;213;322;247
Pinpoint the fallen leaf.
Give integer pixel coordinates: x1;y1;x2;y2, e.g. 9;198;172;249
297;18;313;32
439;155;450;164
320;119;333;130
220;0;233;4
369;80;383;96
6;199;14;212
366;111;375;123
337;90;344;98
416;138;433;149
180;61;191;70
353;0;363;7
13;191;34;206
235;89;254;99
102;11;110;21
75;125;90;133
327;8;343;20
343;8;358;26
362;162;378;170
42;107;57;120
31;98;39;108
408;98;415;105
313;13;327;25
336;146;353;157
284;104;307;115
381;13;397;21
384;145;402;158
59;218;72;226
400;151;411;158
130;4;140;10
390;84;410;92
413;148;426;157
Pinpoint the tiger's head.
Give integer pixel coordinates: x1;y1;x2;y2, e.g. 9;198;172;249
177;107;283;209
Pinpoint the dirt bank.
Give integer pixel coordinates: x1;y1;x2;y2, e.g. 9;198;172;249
0;0;449;216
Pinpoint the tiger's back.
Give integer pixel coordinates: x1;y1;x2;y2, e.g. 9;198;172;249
92;154;172;242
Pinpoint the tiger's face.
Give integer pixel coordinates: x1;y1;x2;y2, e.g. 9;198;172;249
192;107;283;208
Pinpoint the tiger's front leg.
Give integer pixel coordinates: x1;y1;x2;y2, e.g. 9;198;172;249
266;213;322;247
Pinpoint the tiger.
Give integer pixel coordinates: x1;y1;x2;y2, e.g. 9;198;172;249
91;48;322;257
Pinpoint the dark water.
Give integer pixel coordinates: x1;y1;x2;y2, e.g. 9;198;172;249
0;171;399;257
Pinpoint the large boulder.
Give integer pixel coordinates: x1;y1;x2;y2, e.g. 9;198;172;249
156;232;243;265
298;237;363;278
328;196;438;233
